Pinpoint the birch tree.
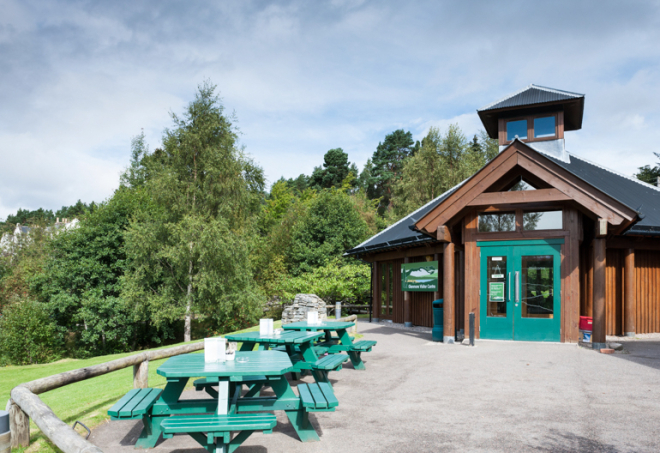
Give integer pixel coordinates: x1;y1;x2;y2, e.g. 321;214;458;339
122;82;265;341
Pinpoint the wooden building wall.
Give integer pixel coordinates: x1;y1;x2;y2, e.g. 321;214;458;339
605;249;624;336
635;250;660;333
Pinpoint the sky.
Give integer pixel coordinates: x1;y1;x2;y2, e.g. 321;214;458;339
2;0;660;220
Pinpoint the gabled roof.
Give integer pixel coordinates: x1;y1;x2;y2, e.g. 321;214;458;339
541;151;660;236
346;144;660;257
478;84;584;112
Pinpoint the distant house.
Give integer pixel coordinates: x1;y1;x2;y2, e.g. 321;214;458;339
0;217;80;254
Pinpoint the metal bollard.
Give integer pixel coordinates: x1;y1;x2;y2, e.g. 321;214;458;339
469;312;475;346
335;302;341;319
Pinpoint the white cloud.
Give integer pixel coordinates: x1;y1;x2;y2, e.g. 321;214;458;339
2;0;660;216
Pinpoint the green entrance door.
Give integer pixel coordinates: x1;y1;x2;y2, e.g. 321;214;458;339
479;240;562;342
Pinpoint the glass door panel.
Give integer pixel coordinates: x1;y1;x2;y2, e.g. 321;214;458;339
521;255;554;319
480;246;513;339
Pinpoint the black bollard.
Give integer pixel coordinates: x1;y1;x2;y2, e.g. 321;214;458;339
469;312;475;347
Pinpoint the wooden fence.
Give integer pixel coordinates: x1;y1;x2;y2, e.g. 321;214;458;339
7;341;204;453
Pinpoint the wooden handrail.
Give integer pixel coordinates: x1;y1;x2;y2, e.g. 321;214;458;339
8;340;205;453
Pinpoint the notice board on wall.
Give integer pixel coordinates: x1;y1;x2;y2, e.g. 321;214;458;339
401;261;438;292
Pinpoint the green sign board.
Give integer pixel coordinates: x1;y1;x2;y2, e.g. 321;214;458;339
401;261;438;292
489;282;505;302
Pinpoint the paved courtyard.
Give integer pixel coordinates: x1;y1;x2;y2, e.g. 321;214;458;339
92;320;660;452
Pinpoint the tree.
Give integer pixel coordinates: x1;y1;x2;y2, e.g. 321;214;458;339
310;148;352;189
31;187;156;356
287;188;371;275
391;126;498;218
366;129;420;213
122;82;265;341
635;153;660;185
120;131;150;188
0;299;64;365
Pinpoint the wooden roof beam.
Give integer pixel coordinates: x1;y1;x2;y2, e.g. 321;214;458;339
467;188;571;207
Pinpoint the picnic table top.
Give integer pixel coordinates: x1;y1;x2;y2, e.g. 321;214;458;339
157;351;292;378
225;330;324;344
282;321;355;331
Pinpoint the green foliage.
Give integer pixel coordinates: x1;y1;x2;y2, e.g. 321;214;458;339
287;189;371;275
365;129;420;213
121;82;265;338
31;187;156;356
310;148;352;189
0;201;95;234
0;299;64;365
635;153;660;185
275;259;370;304
391;125;497;218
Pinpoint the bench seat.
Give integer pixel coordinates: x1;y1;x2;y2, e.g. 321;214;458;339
161;413;277;437
349;340;377;352
297;383;338;412
312;353;348;371
108;388;162;420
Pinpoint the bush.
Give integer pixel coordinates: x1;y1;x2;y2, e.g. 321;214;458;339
0;299;64;365
275;259;370;304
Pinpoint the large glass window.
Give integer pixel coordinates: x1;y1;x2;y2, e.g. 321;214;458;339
521;255;554;319
479;212;516;232
534;116;556;138
523;210;562;230
506;120;527;141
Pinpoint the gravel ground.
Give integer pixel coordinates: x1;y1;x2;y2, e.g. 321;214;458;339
92;320;660;452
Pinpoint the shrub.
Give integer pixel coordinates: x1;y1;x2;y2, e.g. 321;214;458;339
0;299;64;365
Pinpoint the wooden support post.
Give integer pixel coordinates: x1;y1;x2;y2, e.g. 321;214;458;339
8;400;29;448
443;242;455;344
592;237;607;349
403;257;412;327
133;359;149;389
624;248;636;337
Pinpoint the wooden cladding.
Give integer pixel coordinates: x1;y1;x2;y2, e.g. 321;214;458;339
373;253;463;329
635;250;660;334
580;247;660;335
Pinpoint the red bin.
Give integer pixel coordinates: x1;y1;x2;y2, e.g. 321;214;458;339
579;316;593;331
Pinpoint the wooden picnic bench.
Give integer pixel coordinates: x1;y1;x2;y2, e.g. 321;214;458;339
283;321;377;370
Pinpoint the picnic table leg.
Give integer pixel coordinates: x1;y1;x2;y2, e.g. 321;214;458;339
284;345;302;380
238;341;256;352
135;377;188;448
348;351;366;370
270;378;320;442
337;328;367;370
215;379;230;453
311;370;330;385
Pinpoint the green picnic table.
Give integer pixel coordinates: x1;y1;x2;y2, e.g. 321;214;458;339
282;321;377;370
225;330;349;385
108;351;337;452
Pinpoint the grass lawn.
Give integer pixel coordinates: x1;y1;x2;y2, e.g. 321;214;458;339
2;321;281;453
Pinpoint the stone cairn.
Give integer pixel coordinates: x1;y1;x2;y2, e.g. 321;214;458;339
281;294;328;325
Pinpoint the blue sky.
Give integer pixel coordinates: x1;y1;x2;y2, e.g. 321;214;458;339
2;0;660;219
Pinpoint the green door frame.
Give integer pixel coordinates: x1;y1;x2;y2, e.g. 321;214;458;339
478;239;563;342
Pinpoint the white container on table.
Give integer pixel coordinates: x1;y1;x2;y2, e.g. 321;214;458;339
260;318;274;335
204;337;226;363
307;310;319;325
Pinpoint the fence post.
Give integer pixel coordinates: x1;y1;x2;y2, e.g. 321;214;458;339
133;360;148;389
335;302;341;319
7;400;29;448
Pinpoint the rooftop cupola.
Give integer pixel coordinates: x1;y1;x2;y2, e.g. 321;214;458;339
477;84;585;163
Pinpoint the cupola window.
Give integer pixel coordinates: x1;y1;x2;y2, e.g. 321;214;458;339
506;120;527;141
534;116;556;138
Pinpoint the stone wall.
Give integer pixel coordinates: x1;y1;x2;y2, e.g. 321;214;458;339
281;294;328;325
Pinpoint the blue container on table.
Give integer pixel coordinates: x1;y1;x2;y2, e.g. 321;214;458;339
432;299;444;342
